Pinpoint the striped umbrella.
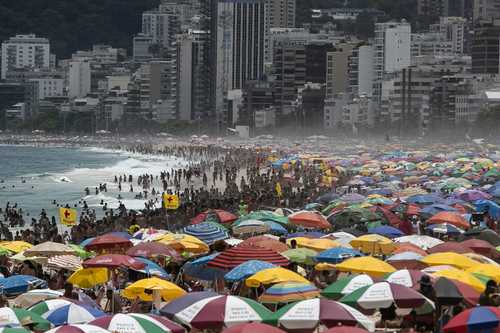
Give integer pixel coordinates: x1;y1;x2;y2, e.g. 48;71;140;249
207;245;289;270
160;291;219;320
173;295;272;330
42;303;105;326
384;269;425;288
29;299;78;315
0;275;47;296
322;275;376;299
91;313;185;333
443;306;500;333
183;222;229;245
47;255;82;271
259;282;319;304
45;325;110;333
0;307;51;331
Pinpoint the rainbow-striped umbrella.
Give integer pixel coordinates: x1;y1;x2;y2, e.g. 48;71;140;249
259;282;320;304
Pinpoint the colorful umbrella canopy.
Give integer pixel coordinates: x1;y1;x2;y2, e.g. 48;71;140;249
45;324;110;333
246;267;309;287
43;303;105;326
395;235;443;250
259;282;320;304
84;234;132;252
160;291;219;320
421;252;480;269
13;289;63;309
239;236;288;253
433;277;480;307
322;327;371;333
340;282;428;310
191;209;238;225
428;241;472;254
386;251;425;270
29;299;79;316
281;248;317;265
173;295;272;330
0;241;33;253
67;268;108;289
122;277;186;302
222;323;285;333
82;254;145;270
125;243;181;261
24;241;76;257
133;257;170;278
288;211;331;229
384;269;424;288
182;222;229;245
0;329;32;333
335;257;396;277
433;270;486;292
315;247;364;264
368;226;405;239
232;220;271;235
287;237;340;252
47;255;82;271
426;223;464;236
443;306;500;333
207;245;289;270
183;253;225;281
466;264;500;283
350;234;395;255
322;275;376;299
269;298;375;332
224;260;276;282
91;313;185;333
427;212;470;229
155;234;209;254
461;239;498;257
0;275;47;296
0;307;51;331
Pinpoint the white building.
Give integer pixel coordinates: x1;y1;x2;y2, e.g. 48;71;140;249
142;7;180;47
5;102;26;121
411;33;455;61
29;78;64;100
107;75;131;92
435;17;466;55
68;61;91;98
255;106;276;128
1;34;50;79
72;45;125;64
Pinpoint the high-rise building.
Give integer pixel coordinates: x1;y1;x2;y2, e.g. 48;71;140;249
305;42;335;84
68;61;91;99
473;0;500;24
418;0;468;20
434;17;467;54
133;34;154;62
1;34;50;79
268;0;295;28
142;7;181;47
471;20;500;73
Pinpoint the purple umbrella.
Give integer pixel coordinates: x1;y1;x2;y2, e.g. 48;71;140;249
454;190;492;202
160;291;219;319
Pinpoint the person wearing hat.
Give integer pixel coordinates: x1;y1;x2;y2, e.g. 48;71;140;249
479;280;499;306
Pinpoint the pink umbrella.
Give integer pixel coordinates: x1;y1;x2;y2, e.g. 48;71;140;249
82;254;145;270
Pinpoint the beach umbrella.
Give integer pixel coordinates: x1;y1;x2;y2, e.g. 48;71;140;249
234;211;289;226
91;313;185;333
191;209;238;225
13;289;63;309
384;269;424;288
207;245;289;270
24;241;76;257
269;298;375;332
82;254;145;270
246;267;309;287
0;307;51;331
132;257;169;278
287;237;340;252
45;324;110;333
122;277;185;302
282;248;317;265
426;223;464;236
0;275;47;296
0;241;32;253
287;231;326;239
340;193;366;204
232;220;270;235
324;232;357;247
466;264;500;283
386;251;424;270
259;282;320;304
433;277;480;306
463;252;499;265
155;234;209;254
350;234;395;255
367;226;405;239
68;245;93;259
84;234;132;252
321;275;376;299
462;228;500;246
395;235;443;250
173;295;272;330
393;242;428;256
461;239;498;257
29;298;79;316
240;236;288;253
433;269;486;292
47;255;82;271
182;222;229;245
0;329;31;333
222;323;285;333
427;212;469;229
224;260;276;282
288;211;330;229
443;306;500;333
315;247;364;264
322;327;371;333
428;241;472;254
160;291;219;320
420;204;457;217
340;282;428;310
125;243;181;261
421;252;480;269
455;190;492;202
335;257;396;277
183;253;225;281
67;268;108;289
42;303;105;326
406;194;444;205
317;192;340;204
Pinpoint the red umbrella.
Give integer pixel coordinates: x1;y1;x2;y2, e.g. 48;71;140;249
82;254;145;270
207;245;289;270
240;236;289;253
191;209;238;225
433;277;480;307
126;242;182;261
288;211;330;229
427;212;469;229
393;243;428;256
84;234;132;252
461;239;498;257
322;327;370;333
222;323;285;333
428;241;472;254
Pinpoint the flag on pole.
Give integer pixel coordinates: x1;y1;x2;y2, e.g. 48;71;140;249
163;194;180;210
59;207;77;226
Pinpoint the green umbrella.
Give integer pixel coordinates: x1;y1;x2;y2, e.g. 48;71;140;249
322;274;376;299
0;247;12;256
281;248;317;265
0;308;51;331
68;244;93;259
233;210;289;226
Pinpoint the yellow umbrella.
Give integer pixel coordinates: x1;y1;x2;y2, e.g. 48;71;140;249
314;263;336;271
433;270;486;293
122;277;186;301
335;256;396;277
420;252;479;269
246;267;309;287
463;253;499;265
350;234;395;255
466;264;500;283
67;268;109;288
0;241;33;253
287;237;340;252
155;233;209;254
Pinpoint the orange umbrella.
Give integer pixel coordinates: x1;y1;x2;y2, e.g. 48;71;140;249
427;212;470;229
241;236;289;253
288;211;330;229
393;243;428;256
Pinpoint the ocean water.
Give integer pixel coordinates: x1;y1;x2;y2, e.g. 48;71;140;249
0;145;185;221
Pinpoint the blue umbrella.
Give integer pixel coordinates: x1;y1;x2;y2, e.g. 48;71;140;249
287;231;326;239
183;253;225;281
44;303;105;326
426;223;464;236
265;221;288;235
314;247;364;264
183;222;229;245
0;275;47;296
368;225;405;238
317;192;340;204
420;204;457;216
407;194;444;205
107;231;132;240
224;260;276;282
133;257;170;278
79;237;95;248
305;203;322;211
367;188;393;196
